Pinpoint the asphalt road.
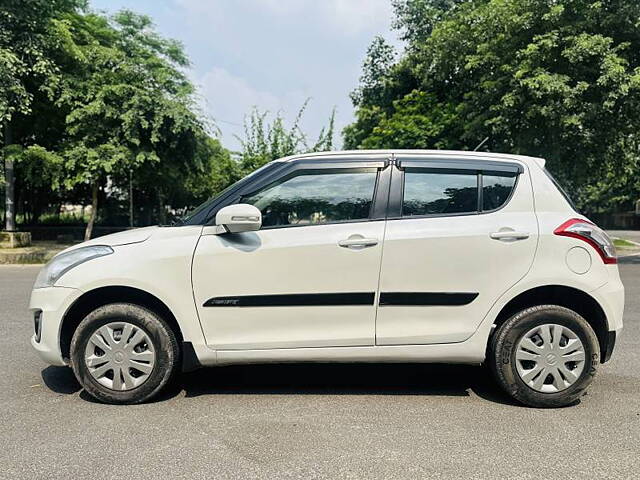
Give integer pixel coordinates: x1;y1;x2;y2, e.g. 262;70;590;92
1;260;639;480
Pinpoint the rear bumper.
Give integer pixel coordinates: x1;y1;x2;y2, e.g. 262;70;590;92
590;266;624;363
590;268;625;331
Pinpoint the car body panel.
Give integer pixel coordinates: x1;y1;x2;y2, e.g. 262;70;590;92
376;159;538;345
28;150;624;370
193;221;386;349
54;225;206;347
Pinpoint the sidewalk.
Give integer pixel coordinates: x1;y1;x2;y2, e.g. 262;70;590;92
0;242;73;265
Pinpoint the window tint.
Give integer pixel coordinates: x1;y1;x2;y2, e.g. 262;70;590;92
240;170;377;228
482;175;516;211
403;171;478;216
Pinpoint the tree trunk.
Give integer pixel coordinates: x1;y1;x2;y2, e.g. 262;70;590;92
129;169;134;228
85;181;99;241
4;123;15;231
157;189;166;225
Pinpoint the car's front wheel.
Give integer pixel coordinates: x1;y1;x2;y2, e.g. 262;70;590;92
70;303;179;404
489;305;600;408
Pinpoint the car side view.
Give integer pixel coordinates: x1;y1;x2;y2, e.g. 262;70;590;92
29;150;624;407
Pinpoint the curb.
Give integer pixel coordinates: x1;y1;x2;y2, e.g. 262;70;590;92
0;249;60;265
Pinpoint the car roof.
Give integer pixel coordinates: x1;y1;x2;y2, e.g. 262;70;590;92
276;149;546;169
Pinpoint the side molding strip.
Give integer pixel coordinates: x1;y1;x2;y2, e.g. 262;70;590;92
379;292;478;306
203;292;376;307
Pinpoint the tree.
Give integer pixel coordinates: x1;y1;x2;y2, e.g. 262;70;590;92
0;0;83;230
346;0;640;213
237;100;335;173
1;3;234;235
356;90;459;150
57;10;210;238
391;0;465;47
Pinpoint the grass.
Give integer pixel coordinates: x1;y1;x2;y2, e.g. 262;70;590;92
614;238;639;249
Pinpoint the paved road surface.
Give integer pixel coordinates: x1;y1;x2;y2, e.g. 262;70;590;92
1;261;639;479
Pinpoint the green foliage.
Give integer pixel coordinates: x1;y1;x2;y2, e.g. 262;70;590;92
6;144;64;189
349;36;397;109
391;0;465;47
57;10;204;188
346;0;640;212
355;90;459;149
0;2;234;230
237;100;335;173
0;0;85;123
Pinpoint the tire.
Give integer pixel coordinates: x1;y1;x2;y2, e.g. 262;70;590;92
489;305;600;408
70;303;179;405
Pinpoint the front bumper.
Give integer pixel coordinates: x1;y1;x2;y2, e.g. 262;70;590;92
29;286;83;366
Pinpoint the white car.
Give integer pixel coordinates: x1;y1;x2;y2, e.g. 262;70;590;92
30;150;624;407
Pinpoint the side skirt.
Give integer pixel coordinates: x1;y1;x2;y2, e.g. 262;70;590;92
208;341;486;366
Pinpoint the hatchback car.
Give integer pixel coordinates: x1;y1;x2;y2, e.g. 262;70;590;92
30;150;624;407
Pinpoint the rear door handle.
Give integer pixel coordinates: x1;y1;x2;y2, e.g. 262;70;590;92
490;231;530;241
338;236;379;249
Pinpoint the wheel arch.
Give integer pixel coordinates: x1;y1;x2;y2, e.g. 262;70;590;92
491;285;610;363
59;286;184;363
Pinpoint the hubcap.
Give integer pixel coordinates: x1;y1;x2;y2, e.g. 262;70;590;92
84;322;156;391
515;323;586;393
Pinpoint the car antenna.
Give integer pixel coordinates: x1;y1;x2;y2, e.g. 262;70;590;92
473;137;489;151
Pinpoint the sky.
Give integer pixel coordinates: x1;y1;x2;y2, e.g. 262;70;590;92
90;0;402;152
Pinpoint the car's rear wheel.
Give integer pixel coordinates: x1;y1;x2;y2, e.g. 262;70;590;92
70;303;179;404
489;305;600;408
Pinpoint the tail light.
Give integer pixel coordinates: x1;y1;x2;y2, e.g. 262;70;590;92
554;218;617;264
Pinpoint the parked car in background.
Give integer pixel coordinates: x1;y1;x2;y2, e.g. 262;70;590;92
29;150;624;407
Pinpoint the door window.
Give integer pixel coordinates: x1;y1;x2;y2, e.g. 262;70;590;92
482;175;517;211
240;169;378;228
402;169;518;217
403;171;478;216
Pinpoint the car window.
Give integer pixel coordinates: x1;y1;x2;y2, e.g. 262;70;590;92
180;162;280;225
402;171;478;216
240;169;377;228
482;174;516;211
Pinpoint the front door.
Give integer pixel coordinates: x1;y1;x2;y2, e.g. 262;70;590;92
192;160;389;350
376;156;538;345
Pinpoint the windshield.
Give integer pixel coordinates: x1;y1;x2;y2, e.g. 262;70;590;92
178;162;278;225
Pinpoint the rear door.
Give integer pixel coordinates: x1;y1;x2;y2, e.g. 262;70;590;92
376;156;538;345
192;156;391;350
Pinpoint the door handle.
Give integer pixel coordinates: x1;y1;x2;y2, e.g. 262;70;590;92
338;236;379;249
490;231;530;241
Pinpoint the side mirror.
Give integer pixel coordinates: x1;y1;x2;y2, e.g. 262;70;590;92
215;204;262;234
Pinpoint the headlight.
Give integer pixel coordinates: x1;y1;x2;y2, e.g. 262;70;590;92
34;245;114;289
